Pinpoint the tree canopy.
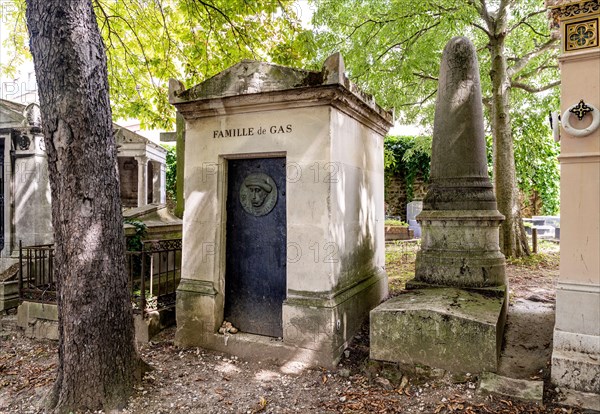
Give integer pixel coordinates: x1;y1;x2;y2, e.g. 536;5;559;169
2;0;305;129
3;0;562;255
310;0;559;125
311;0;561;256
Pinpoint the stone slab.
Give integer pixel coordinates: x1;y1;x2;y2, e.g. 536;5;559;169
552;349;600;394
558;387;600;412
478;372;544;403
17;301;174;343
134;307;176;343
370;287;507;373
17;301;59;340
189;331;339;369
0;280;19;311
177;271;388;368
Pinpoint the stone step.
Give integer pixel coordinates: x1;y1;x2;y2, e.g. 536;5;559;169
478;372;544;403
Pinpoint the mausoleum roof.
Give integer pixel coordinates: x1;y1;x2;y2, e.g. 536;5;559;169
0;99;29;128
168;53;393;129
0;99;166;159
114;124;167;156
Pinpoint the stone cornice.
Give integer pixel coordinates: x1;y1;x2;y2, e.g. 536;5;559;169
558;152;600;163
557;281;600;293
172;85;394;136
559;47;600;61
550;0;599;26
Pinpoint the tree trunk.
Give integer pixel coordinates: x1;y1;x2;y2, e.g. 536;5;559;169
25;1;142;411
488;23;530;258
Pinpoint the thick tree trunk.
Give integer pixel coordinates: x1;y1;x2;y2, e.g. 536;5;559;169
488;33;530;258
25;1;142;411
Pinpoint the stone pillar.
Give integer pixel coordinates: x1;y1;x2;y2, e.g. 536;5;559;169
12;132;53;249
549;1;600;400
135;156;148;208
175;112;185;218
160;162;166;204
413;36;505;288
151;160;162;204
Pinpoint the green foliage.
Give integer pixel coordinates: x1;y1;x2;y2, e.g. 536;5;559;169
96;0;306;129
311;0;559;126
0;1;29;77
124;218;147;252
506;251;559;269
2;0;306;130
162;144;177;200
384;219;408;226
384;135;431;202
312;0;561;219
512;91;561;215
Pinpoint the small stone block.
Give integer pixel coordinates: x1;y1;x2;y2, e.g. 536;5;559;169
478;372;543;403
558;387;600;412
370;287;506;373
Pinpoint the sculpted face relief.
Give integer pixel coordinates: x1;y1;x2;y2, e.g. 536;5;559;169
239;173;278;216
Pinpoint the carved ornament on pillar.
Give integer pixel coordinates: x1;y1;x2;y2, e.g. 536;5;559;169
549;0;600;52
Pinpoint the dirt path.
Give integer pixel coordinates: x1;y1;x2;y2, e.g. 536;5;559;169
499;243;559;381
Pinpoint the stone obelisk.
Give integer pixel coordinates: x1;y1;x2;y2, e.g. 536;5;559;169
370;37;507;374
412;36;506;288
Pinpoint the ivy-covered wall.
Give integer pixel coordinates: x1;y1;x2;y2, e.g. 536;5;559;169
385;172;428;220
384;135;431;220
384;134;560;220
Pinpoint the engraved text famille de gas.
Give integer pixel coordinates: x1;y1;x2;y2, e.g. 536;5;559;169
213;124;293;139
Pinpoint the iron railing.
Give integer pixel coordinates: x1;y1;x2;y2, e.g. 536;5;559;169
19;242;56;303
18;239;182;313
127;239;182;312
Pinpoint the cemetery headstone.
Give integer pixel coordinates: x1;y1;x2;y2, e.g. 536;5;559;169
371;37;507;373
406;200;423;238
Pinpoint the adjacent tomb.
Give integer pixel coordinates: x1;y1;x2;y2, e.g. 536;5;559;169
549;1;600;403
371;37;508;373
170;54;393;366
0;98;169;264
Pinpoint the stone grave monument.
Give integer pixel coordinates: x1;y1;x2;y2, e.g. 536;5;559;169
370;37;507;373
169;54;393;366
406;200;423;238
549;1;600;406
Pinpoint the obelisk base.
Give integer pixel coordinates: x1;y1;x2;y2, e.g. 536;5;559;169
414;210;506;287
370;285;507;373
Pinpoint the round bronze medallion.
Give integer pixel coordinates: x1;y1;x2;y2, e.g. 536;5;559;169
239;173;278;216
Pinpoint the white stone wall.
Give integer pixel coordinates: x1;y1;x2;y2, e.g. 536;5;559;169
182;106;334;293
12;134;53;252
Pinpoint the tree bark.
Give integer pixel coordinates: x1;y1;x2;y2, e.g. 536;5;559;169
25;1;142;411
485;2;531;258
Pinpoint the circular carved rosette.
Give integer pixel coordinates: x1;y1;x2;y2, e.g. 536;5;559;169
239;173;278;216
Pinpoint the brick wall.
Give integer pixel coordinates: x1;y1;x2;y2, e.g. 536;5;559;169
385;172;428;221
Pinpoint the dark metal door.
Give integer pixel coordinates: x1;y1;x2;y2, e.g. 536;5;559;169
0;138;4;251
225;157;286;337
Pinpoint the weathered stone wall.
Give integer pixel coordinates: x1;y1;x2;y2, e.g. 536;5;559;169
12;134;53;251
385;172;428;221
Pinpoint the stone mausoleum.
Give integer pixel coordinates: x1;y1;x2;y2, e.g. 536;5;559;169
549;0;600;405
0;99;168;265
170;54;393;366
